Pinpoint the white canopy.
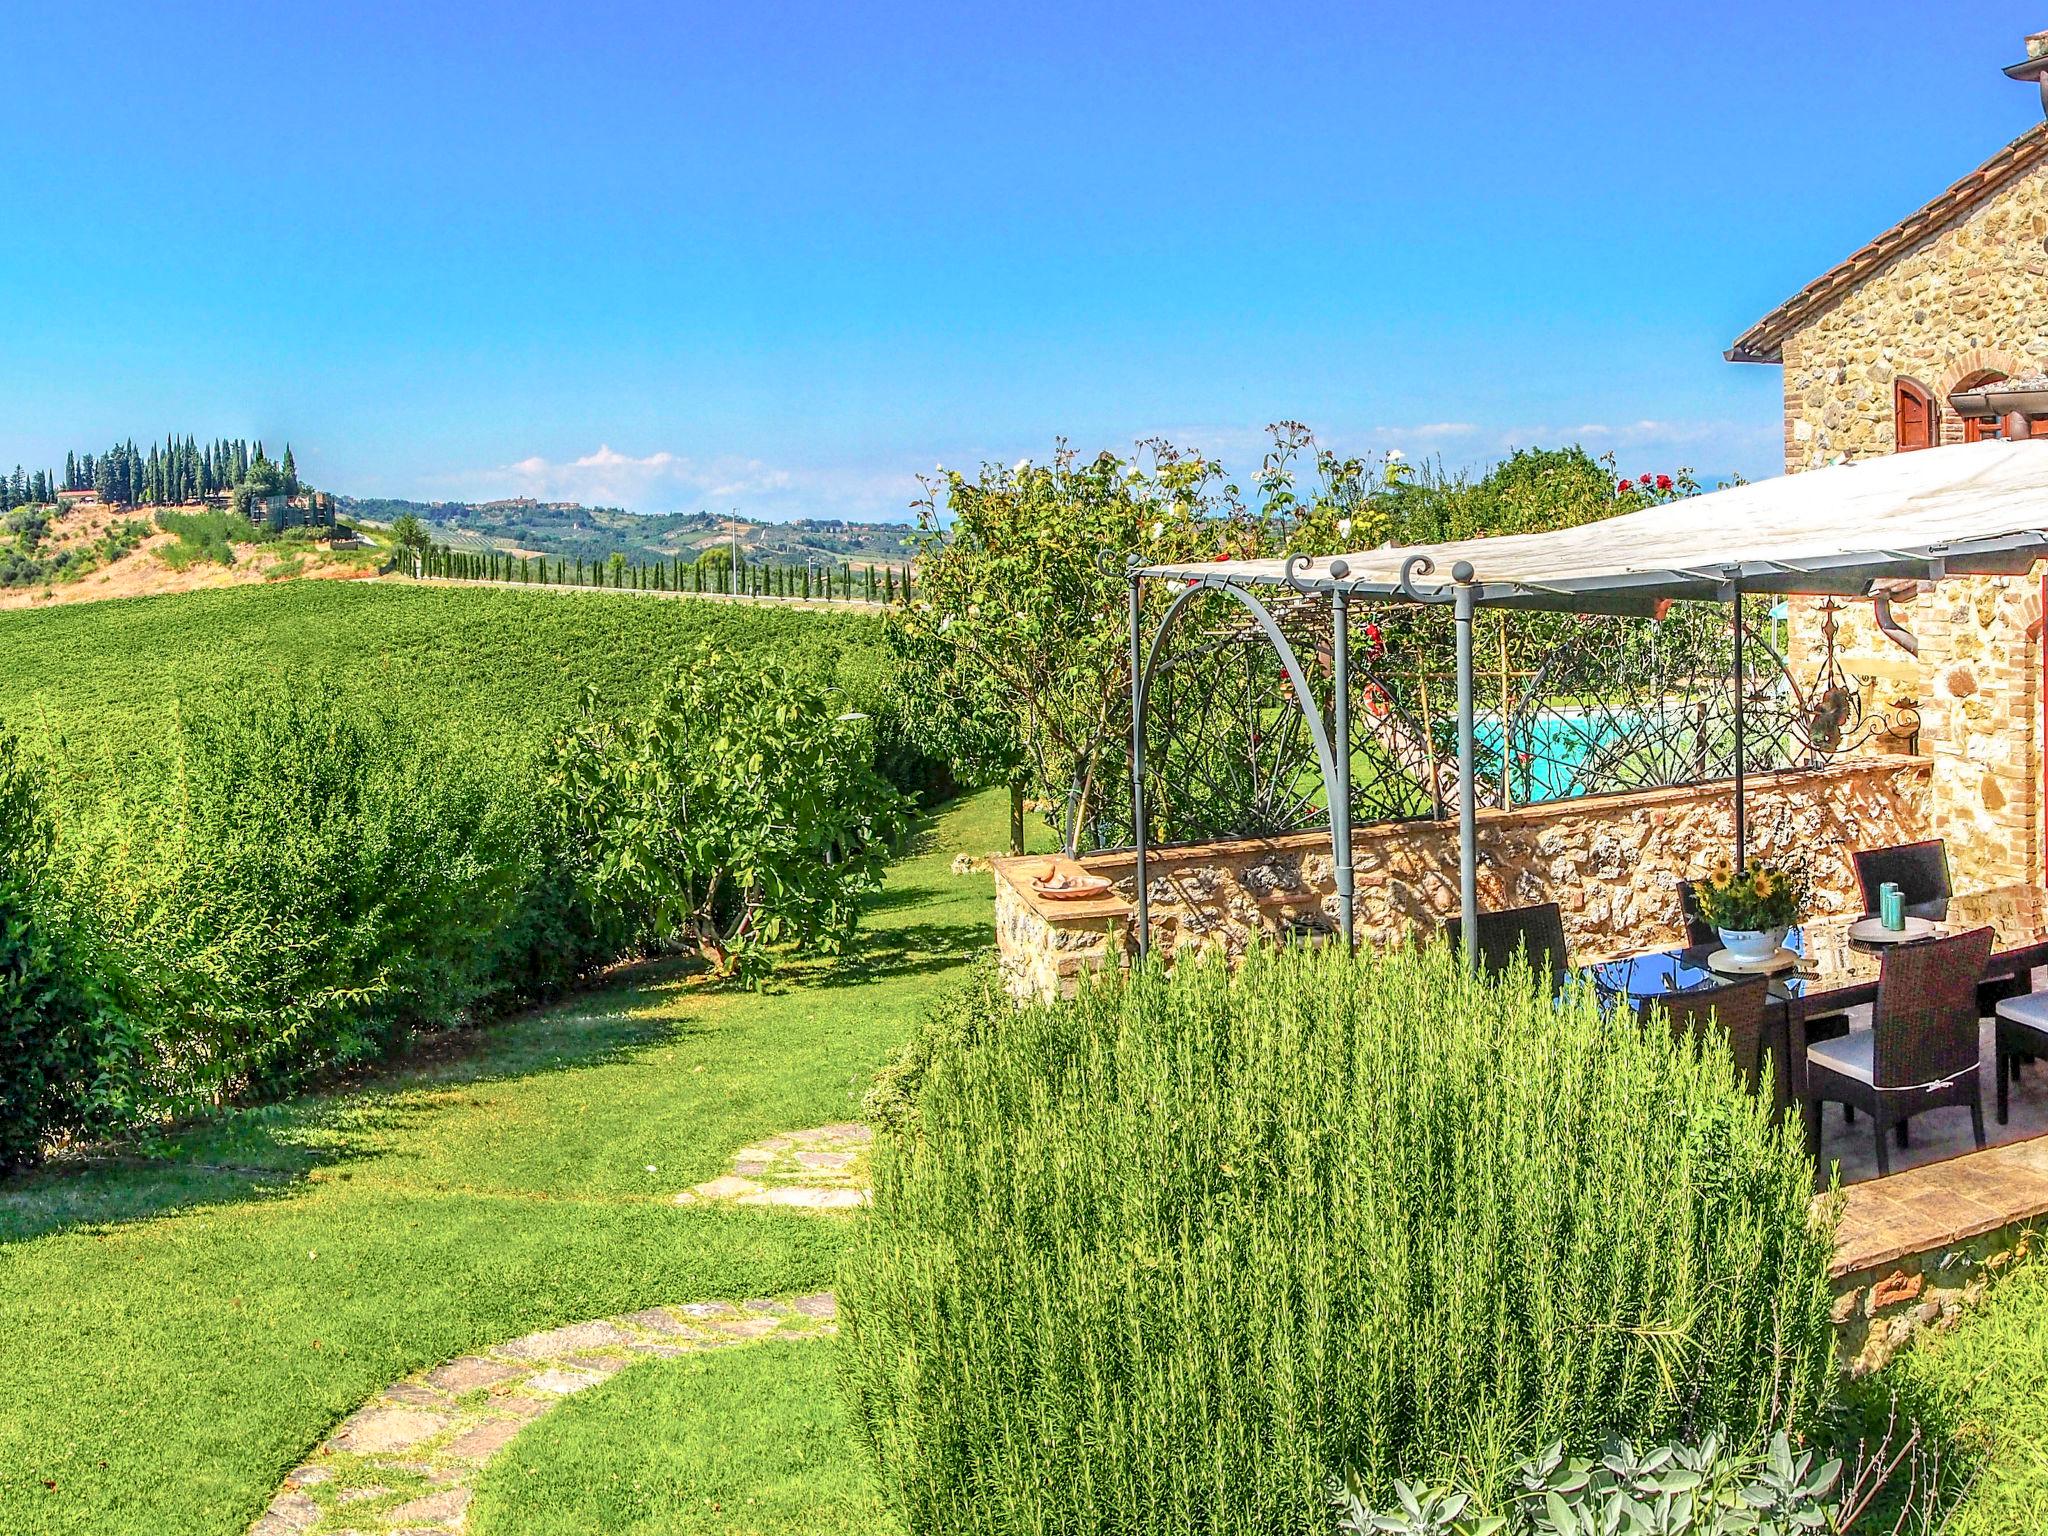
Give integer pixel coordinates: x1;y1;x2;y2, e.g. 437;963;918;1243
1136;438;2048;614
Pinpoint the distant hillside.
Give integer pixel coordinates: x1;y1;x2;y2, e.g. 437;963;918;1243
339;496;918;566
0;499;378;611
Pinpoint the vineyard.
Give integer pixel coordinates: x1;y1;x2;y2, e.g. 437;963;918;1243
0;581;907;768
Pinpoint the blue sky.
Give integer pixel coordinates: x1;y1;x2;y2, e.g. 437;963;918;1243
3;3;2041;521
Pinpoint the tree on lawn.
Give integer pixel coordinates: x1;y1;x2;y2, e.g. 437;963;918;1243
544;646;910;982
895;438;1283;854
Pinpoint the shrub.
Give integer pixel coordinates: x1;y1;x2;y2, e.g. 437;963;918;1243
545;644;911;983
63;687;532;1110
841;942;1838;1535
0;735;130;1169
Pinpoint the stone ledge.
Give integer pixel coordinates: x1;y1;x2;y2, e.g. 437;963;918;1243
1830;1133;2048;1277
1827;1134;2048;1376
992;853;1134;925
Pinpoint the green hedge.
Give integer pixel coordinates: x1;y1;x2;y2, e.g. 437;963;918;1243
0;735;131;1169
54;687;592;1112
841;945;1838;1535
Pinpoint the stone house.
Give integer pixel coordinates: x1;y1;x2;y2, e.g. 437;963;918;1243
1724;30;2048;895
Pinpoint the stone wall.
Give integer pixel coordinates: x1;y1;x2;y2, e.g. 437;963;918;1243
1777;156;2048;470
1771;151;2048;895
1832;1221;2037;1378
994;756;1931;1001
1785;576;2042;893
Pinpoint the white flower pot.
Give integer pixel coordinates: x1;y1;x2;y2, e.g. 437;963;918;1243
1717;926;1788;965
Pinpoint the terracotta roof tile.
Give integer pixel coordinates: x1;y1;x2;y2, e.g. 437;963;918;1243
1727;122;2048;364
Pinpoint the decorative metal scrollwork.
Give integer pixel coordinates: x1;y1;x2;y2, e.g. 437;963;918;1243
1799;599;1921;755
1126;590;1921;852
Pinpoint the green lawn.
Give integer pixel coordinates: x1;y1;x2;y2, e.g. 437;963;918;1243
1849;1245;2048;1533
0;788;1037;1536
471;1337;905;1536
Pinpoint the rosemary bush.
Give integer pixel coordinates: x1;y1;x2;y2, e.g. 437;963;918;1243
841;943;1838;1535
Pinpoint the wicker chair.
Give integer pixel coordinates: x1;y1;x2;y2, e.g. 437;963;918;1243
1993;991;2048;1124
1678;878;1849;1050
1446;902;1570;995
1655;976;1786;1116
1853;839;2032;1021
1851;840;1952;910
1803;925;1993;1177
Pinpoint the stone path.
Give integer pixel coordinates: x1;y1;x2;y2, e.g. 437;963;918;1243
672;1122;872;1211
249;1293;839;1535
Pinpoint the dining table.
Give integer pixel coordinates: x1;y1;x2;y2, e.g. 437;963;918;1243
1585;883;2048;1154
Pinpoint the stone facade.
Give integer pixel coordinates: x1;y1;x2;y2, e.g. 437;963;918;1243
1778;179;2048;471
1762;131;2048;894
995;757;1930;1002
1830;1221;2036;1378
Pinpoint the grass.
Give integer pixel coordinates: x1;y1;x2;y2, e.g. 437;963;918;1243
0;787;1042;1536
1848;1245;2048;1533
470;1337;906;1536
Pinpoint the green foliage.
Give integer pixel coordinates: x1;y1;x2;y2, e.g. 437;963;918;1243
842;943;1838;1535
546;645;910;981
0;506;149;588
60;687;561;1110
0;737;131;1169
1376;447;1680;545
893;436;1286;849
389;511;432;568
1332;1433;1842;1536
0;583;929;797
1845;1249;2048;1532
0;788;1019;1536
155;507;248;568
896;431;1666;852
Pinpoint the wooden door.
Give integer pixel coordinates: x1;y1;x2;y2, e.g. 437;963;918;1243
1895;381;1935;451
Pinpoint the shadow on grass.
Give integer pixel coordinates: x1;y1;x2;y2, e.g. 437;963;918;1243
0;966;695;1249
0;800;997;1248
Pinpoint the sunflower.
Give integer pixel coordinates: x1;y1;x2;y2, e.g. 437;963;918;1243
1753;870;1776;899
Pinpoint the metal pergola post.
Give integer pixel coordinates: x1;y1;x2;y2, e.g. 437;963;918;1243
1452;561;1479;965
1731;575;1748;867
1129;568;1148;957
1330;581;1356;950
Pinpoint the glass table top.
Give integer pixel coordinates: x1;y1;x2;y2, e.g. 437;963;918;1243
1588;883;2048;1006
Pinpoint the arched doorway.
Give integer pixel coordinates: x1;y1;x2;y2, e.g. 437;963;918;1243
1951;369;2014;441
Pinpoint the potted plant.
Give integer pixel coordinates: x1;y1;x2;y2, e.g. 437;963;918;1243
1694;856;1802;964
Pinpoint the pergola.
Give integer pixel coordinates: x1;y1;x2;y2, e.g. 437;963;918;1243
1127;439;2048;963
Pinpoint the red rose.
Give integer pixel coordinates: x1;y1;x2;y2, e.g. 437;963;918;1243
1638;473;1653;486
1617;480;1631;495
1655;474;1673;491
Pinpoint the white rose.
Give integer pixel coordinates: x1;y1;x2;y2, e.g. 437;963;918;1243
1386;448;1405;463
1336;518;1353;539
1150;521;1164;542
